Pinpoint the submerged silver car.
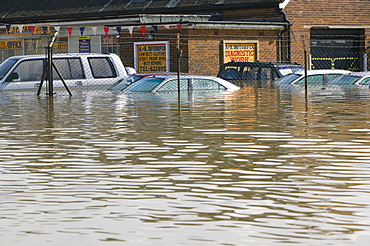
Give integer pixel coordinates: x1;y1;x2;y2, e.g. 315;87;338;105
327;72;370;88
122;74;240;93
273;69;350;88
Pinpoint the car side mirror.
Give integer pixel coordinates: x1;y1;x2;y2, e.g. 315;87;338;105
125;67;136;76
7;72;19;82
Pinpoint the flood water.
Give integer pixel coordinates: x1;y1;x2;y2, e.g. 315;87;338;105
1;87;370;245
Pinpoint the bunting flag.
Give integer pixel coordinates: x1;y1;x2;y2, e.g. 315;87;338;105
2;23;189;37
17;25;24;33
91;26;97;35
54;26;61;33
42;26;48;35
5;24;11;33
176;24;182;32
128;26;134;36
140;26;146;36
104;26;110;37
79;27;85;36
29;26;36;35
116;26;122;36
67;26;73;36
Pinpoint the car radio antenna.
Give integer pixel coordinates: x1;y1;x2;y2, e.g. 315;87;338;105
37;30;72;96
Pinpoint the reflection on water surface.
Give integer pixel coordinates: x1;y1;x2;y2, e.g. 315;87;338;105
1;88;370;245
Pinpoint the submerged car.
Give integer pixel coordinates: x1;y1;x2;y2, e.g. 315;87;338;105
327;72;370;88
217;61;304;86
273;69;350;88
122;74;240;93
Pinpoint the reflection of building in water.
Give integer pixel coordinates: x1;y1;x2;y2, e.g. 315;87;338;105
222;87;281;158
224;87;280;131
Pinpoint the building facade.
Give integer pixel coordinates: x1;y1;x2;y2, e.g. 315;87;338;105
0;0;368;75
0;0;288;76
282;0;370;71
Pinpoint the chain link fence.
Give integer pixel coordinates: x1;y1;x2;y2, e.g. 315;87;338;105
0;33;369;94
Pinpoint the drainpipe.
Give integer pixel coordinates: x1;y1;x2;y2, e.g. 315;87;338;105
279;10;291;62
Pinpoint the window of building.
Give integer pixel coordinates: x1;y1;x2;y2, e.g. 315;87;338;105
101;36;119;55
24;39;42;55
53;37;69;53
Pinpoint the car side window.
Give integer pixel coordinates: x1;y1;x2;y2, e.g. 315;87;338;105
218;67;241;80
53;59;69;79
326;74;342;82
68;58;85;79
8;59;43;82
295;75;324;86
88;57;116;78
257;68;273;80
156;79;189;92
244;67;258;80
53;58;85;80
191;79;226;90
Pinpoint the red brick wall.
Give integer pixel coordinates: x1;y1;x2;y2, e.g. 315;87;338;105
187;39;220;76
185;29;281;76
119;27;281;76
283;0;370;64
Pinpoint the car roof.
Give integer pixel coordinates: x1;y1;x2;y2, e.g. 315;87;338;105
304;69;350;75
5;53;116;60
348;71;370;76
147;74;221;79
123;74;240;92
131;72;188;77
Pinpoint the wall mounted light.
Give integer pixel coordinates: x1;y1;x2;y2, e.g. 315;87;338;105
147;31;154;40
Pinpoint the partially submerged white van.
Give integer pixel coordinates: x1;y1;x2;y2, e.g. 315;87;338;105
0;53;135;91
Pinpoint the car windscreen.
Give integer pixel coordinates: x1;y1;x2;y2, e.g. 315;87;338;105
0;58;18;79
123;77;164;93
217;66;242;80
273;73;302;85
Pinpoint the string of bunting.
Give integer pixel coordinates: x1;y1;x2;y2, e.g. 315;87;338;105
4;23;194;36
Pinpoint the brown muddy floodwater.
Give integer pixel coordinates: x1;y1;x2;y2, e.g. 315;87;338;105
1;87;370;246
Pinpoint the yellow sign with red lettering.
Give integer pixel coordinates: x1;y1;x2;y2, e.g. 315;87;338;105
135;42;169;73
223;42;257;63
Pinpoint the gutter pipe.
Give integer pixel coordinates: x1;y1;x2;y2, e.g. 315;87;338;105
279;9;292;62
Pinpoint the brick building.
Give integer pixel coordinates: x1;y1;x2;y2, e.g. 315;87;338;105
0;0;368;75
282;0;370;71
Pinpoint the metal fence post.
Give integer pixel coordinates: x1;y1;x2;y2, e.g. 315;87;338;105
364;53;368;71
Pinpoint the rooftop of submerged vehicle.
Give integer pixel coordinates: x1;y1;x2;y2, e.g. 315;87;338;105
122;74;240;93
273;69;350;87
326;72;368;86
217;61;304;84
108;72;189;91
